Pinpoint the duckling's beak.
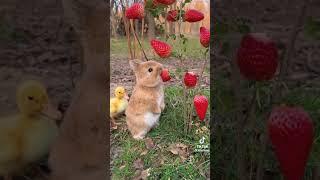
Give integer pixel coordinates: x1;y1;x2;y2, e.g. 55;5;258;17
124;93;129;101
41;102;62;122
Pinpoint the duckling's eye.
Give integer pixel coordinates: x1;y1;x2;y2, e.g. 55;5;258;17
148;68;153;72
28;96;34;101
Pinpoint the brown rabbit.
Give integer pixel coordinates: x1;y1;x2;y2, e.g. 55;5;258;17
125;59;165;139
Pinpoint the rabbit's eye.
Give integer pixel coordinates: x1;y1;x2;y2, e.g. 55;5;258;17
148;68;153;72
28;96;34;101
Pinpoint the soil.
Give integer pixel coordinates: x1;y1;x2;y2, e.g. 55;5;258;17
0;0;81;117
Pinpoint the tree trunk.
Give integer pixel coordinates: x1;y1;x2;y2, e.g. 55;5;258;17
49;0;108;180
111;0;118;38
146;11;155;40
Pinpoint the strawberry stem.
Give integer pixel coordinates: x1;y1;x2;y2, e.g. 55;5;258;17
130;19;149;61
196;47;209;94
120;0;133;59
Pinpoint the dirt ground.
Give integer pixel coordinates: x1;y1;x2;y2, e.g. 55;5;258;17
0;1;81;117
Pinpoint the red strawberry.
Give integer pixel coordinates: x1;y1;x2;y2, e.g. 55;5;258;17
156;0;176;5
268;106;314;180
200;26;210;48
184;9;204;22
237;33;278;81
125;3;144;19
150;39;172;58
193;95;209;121
160;68;171;82
167;10;178;22
184;72;197;88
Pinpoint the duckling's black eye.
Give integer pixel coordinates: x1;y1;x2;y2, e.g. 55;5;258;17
28;96;34;100
148;68;153;72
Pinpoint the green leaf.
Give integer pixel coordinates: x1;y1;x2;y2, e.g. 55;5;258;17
182;37;188;44
256;87;262;109
145;0;154;9
214;21;230;37
169;34;176;40
182;0;192;8
175;67;183;78
147;4;167;18
220;41;231;56
304;16;320;40
234;17;251;34
171;51;180;58
237;24;251;34
156;24;165;34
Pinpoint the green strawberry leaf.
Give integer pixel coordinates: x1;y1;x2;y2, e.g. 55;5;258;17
175;67;183;78
304;16;320;40
214;20;230;38
156;24;165;34
220;41;231;56
237;24;251;34
182;0;192;8
182;37;188;44
145;0;154;9
147;4;167;18
171;51;181;58
167;34;176;40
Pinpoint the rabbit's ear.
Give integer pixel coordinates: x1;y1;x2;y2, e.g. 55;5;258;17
129;59;143;71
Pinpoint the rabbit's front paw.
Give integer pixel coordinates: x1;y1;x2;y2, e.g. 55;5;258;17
133;131;147;140
160;102;165;111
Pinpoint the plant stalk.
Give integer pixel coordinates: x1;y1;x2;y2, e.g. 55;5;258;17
120;0;133;59
130;19;149;61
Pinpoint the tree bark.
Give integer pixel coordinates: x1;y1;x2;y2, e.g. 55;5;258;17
111;0;118;38
146;11;155;40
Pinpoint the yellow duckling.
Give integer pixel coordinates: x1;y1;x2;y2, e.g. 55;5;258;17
0;80;59;180
110;86;129;129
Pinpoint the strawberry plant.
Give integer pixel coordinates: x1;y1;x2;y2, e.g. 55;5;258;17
135;0;211;134
213;2;319;179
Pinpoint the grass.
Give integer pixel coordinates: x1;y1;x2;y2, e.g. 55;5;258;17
213;75;320;179
111;85;210;180
110;36;205;59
